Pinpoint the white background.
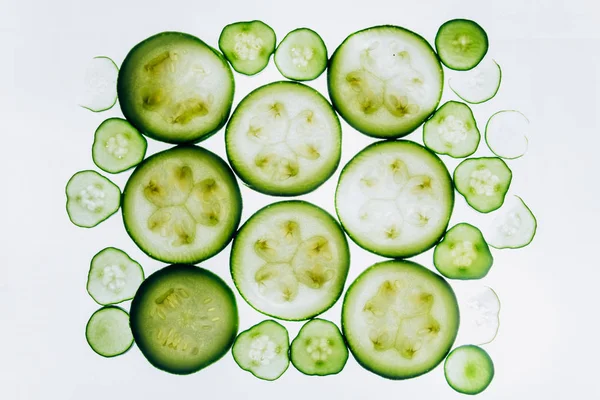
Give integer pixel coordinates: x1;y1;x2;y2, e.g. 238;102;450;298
2;0;599;398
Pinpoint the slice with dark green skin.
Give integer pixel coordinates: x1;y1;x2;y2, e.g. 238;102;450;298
232;320;290;380
66;170;121;228
342;260;459;380
118;32;234;144
435;19;488;71
434;223;493;280
130;264;238;375
86;247;145;305
231;201;350;321
86;306;133;357
275;28;327;81
454;157;512;213
335;140;454;258
449;58;502;104
423;101;480;158
92;118;147;174
122;145;242;264
328;25;443;139
219;20;276;76
80;56;118;112
444;345;494;395
226;81;341;196
485;110;529;159
291;318;348;376
485;195;537;249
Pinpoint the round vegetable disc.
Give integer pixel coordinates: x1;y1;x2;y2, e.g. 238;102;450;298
66;170;121;228
218;20;276;76
86;306;133;357
484;195;537;249
274;28;328;81
423;101;480;158
444;345;495;394
449;57;502;104
485;110;530;159
435;19;488;71
92;118;147;174
79;56;118;112
453;157;512;213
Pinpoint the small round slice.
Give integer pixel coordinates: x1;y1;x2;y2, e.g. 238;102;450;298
435;19;488;71
92;118;148;174
455;285;501;345
336;140;454;258
485;195;537;249
79;56;118;112
130;264;238;375
86;247;145;305
218;20;276;76
290;318;348;376
122;145;242;264
232;320;290;381
444;345;494;395
118;31;234;144
231;201;350;321
226;81;341;196
274;28;327;81
449;57;502;104
423;101;480;158
342;260;459;380
485;110;529;159
86;306;133;357
66;170;121;228
434;223;493;280
454;157;512;213
328;25;443;138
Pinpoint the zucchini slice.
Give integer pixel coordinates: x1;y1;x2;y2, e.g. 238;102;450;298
86;306;133;357
453;157;512;213
66;170;121;228
444;345;494;394
79;56;118;112
92;118;147;174
218;20;276;76
423;101;480;158
435;19;488;71
449;57;502;104
485;110;529;159
485;195;537;249
274;28;328;81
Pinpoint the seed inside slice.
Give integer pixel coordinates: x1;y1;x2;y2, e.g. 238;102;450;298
66;170;121;228
218;20;276;76
423;101;480;158
453;157;512;213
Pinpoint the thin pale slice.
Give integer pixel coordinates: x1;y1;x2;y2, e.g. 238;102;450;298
79;56;119;112
485;195;537;249
454;284;500;345
485;110;529;159
86;306;134;357
444;345;494;395
449;58;501;104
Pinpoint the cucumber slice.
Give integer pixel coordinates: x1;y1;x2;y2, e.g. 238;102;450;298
86;306;133;357
449;58;502;104
117;32;234;144
335;140;454;258
485;110;529;159
433;223;493;280
453;157;512;213
456;285;500;345
122;145;242;264
231;201;350;321
485;195;537;249
290;318;348;376
328;25;443;138
232;320;290;380
274;28;327;81
66;170;121;228
226;81;341;196
342;260;459;380
79;56;118;112
423;101;480;158
86;247;145;305
444;345;494;395
92;118;147;174
130;264;238;375
218;20;276;76
435;19;488;71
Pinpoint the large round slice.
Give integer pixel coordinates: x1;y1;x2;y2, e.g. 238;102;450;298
336;140;454;258
328;25;443;138
118;32;234;144
226;81;341;196
122;145;242;264
342;260;459;380
130;264;238;374
231;201;350;320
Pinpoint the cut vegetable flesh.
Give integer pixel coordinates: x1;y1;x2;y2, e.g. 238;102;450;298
454;285;500;345
485;195;537;249
66;170;121;228
79;56;118;112
336;140;454;258
118;32;234;144
454;157;512;213
444;345;494;394
291;318;348;376
86;306;133;357
328;25;443;138
275;28;327;81
122;145;242;264
485;110;529;159
130;264;238;375
423;101;480;158
433;223;493;280
449;57;501;104
87;247;145;305
231;201;350;320
92;118;148;173
232;320;290;380
218;20;276;76
342;260;459;379
226;81;341;196
435;19;488;71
